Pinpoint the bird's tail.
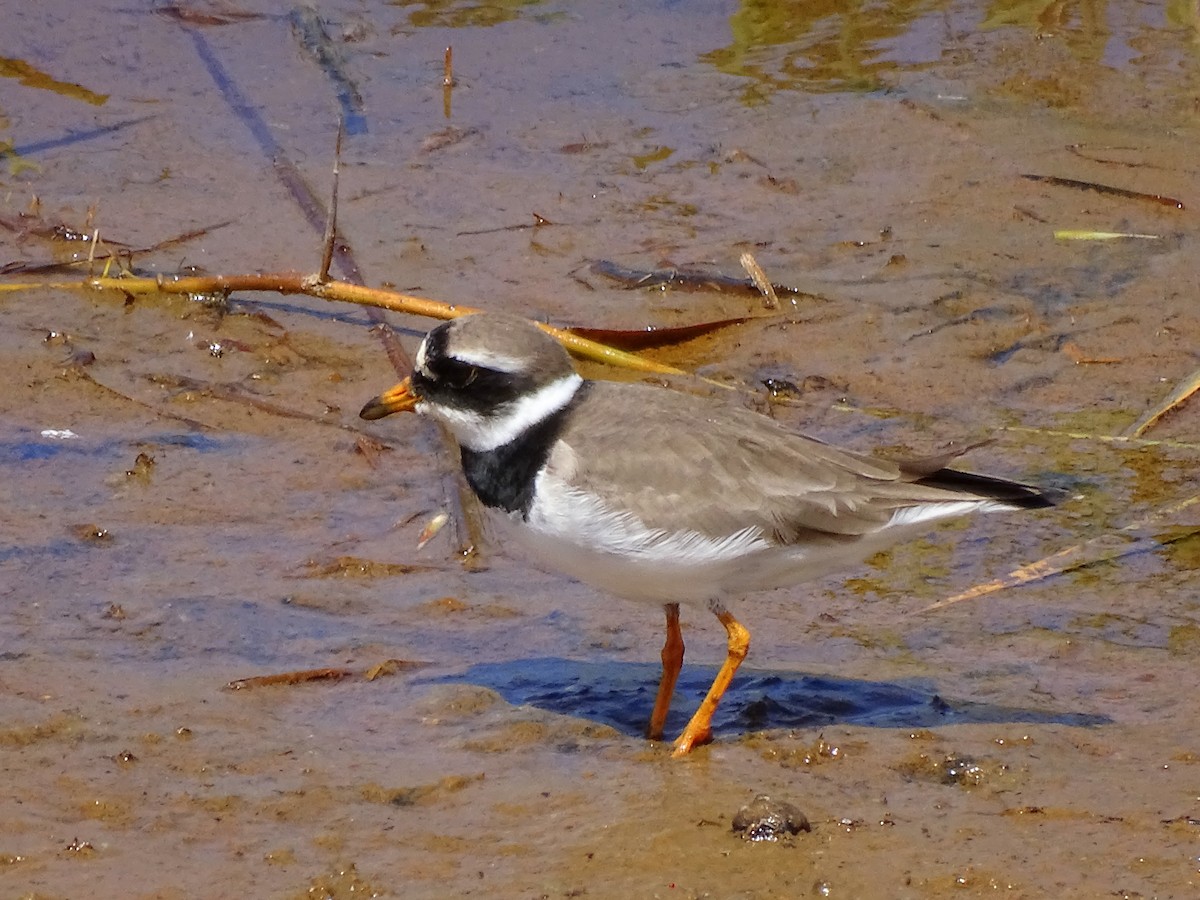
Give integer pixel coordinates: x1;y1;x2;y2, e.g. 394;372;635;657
912;467;1061;509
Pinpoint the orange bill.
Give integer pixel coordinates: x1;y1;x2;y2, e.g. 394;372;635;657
359;377;419;420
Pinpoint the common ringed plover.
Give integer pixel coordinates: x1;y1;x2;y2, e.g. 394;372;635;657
361;312;1056;756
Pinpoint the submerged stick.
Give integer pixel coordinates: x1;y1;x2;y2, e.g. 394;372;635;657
591;259;817;298
1000;424;1200;452
922;493;1200;612
290;5;368;136
1021;174;1185;210
1125;365;1200;438
226;659;428;690
227;667;354;689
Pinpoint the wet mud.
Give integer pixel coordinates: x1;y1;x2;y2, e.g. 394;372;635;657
2;1;1198;897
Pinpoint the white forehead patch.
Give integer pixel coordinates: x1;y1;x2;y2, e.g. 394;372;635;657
450;345;529;374
414;336;431;377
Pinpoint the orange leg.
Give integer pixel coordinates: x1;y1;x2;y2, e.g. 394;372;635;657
647;603;684;741
672;601;750;757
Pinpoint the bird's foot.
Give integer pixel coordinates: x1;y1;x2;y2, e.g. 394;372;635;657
670;724;712;757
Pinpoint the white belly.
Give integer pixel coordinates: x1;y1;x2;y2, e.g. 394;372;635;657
501;510;754;603
492;470;971;606
491;473;875;605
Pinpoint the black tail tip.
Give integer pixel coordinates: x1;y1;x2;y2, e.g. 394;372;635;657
1009;486;1063;510
916;467;1066;509
1016;484;1068;510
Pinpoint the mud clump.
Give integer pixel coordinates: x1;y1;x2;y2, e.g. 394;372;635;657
731;794;811;842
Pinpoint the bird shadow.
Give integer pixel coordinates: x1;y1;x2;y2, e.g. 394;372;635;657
433;657;1109;738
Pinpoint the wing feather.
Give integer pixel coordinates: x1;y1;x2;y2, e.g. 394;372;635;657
552;382;997;543
549;379;1056;547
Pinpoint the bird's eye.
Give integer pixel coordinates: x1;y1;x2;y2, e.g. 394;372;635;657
440;359;478;389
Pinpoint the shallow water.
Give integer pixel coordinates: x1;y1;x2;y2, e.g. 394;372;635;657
2;1;1199;897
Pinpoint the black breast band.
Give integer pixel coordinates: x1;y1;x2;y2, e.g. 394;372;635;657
460;382;590;517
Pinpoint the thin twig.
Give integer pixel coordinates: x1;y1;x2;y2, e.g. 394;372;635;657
318;119;344;283
1000;424;1200;452
227;667;354;690
921;493;1200;612
1124;365;1200;438
86;227;99;276
739;251;781;310
1021;173;1185;210
1065;144;1162;169
443;45;455;118
1;271;695;378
